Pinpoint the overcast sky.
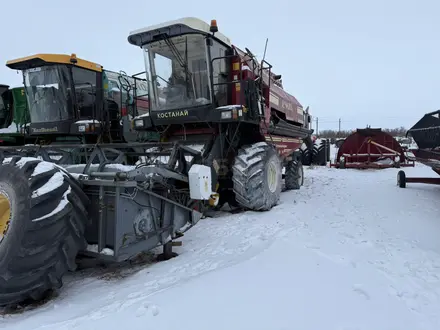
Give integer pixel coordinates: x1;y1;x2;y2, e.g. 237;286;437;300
1;0;438;131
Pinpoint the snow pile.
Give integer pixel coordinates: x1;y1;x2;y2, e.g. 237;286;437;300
86;244;114;256
0;123;19;134
374;158;395;165
74;120;101;124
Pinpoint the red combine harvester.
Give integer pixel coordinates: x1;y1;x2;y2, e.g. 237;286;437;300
128;17;314;210
330;128;415;169
397;110;440;188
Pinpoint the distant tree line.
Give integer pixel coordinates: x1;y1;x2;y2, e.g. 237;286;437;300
317;126;408;139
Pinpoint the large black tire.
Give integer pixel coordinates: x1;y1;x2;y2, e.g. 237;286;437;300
312;140;328;166
285;159;304;190
300;141;312;166
0;156;88;307
301;147;312;166
232;142;282;211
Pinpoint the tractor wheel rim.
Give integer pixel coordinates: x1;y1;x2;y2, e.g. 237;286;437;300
298;166;303;185
0;191;11;243
267;161;278;193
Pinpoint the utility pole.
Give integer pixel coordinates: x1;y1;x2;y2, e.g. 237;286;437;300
315;117;319;136
338;118;341;133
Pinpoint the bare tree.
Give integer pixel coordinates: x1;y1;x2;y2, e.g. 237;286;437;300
317;127;408;139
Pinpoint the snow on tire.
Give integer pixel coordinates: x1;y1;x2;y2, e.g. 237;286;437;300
232;142;282;211
284;159;304;190
0;156;88;307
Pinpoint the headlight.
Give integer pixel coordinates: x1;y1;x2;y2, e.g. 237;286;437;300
221;111;232;119
134;120;144;127
78;125;86;132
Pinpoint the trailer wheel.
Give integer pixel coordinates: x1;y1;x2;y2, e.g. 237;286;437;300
0;156;88;307
232;142;282;211
397;170;406;188
339;157;346;169
284;160;304;190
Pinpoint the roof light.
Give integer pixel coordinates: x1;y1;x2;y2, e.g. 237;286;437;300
210;19;218;33
70;53;78;64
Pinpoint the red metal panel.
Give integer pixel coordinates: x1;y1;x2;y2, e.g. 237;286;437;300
336;128;406;164
269;85;304;123
264;134;302;158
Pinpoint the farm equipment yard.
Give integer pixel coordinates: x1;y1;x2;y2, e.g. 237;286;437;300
2;9;440;330
2;145;440;330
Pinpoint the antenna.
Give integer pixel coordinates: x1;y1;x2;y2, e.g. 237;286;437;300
256;38;269;82
261;38;269;63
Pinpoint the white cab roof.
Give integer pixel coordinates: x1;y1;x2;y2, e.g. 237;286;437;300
128;17;231;47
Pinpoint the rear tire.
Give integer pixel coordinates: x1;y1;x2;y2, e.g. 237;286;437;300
0;156;88;307
312;140;328;166
300;142;312;166
285;159;304;190
232;142;282;211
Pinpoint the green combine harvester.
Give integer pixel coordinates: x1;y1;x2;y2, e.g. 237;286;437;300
0;84;31;146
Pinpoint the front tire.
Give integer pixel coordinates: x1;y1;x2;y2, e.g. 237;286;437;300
0;156;88;307
232;142;282;211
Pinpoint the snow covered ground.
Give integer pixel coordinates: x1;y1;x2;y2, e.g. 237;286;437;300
3;147;440;330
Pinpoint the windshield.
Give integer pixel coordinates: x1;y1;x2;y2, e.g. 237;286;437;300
143;34;211;111
72;67;97;119
24;65;72;123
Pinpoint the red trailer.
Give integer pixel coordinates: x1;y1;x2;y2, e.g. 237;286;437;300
330;128;415;169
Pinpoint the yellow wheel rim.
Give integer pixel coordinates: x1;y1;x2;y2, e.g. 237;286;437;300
0;192;11;242
267;162;278;193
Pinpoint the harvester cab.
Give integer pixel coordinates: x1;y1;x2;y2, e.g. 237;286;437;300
5;54;149;144
129;18;312;138
0;85;32;145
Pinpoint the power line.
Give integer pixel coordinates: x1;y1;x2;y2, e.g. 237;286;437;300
315;115;419;122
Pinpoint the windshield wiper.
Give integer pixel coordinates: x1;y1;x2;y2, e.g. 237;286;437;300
163;36;196;99
154;74;172;86
163;37;192;80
